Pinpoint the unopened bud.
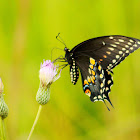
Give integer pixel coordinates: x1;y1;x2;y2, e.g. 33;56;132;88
0;78;9;119
0;94;8;119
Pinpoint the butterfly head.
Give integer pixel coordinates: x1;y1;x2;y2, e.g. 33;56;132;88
64;47;67;51
64;47;74;64
64;47;70;52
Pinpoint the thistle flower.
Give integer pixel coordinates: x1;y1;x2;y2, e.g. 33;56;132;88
36;60;60;105
39;60;60;87
0;78;8;119
27;60;61;140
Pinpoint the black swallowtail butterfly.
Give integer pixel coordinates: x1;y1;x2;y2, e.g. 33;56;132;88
57;35;140;110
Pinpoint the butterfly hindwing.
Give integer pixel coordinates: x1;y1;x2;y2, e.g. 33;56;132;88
80;57;106;102
79;57;114;107
103;70;114;106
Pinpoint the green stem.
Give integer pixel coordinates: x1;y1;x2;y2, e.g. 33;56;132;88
0;117;6;140
27;105;43;140
2;119;6;140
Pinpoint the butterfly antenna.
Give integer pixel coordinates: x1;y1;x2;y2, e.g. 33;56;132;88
56;33;67;48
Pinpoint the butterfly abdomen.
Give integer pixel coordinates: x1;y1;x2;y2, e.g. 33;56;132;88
70;61;79;85
64;47;80;85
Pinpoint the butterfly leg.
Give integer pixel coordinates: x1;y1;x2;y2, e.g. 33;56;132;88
53;55;65;63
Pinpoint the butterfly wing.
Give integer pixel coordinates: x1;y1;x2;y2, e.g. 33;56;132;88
75;55;113;105
71;35;140;70
103;70;113;106
69;35;140;108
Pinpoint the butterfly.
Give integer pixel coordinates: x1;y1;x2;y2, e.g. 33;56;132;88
57;35;140;110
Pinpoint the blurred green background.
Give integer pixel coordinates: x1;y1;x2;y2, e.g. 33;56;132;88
0;0;140;140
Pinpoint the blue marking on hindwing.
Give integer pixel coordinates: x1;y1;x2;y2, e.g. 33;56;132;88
95;62;98;66
83;84;89;90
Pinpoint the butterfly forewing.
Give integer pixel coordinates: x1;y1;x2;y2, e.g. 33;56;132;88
72;35;140;70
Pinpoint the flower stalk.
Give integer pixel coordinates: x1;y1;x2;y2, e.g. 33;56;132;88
27;105;42;140
0;117;6;140
27;60;61;140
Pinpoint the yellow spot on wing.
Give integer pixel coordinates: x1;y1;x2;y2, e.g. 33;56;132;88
119;51;123;54
129;39;134;42
108;47;114;51
103;55;107;58
99;59;103;62
98;65;101;71
100;74;103;78
100;83;103;88
89;64;93;69
87;76;91;82
122;48;126;51
118;39;124;42
111;44;117;47
107;80;112;84
112;59;116;63
84;80;89;85
91;76;95;84
88;68;91;74
116;55;120;59
91;70;95;76
100;89;103;94
133;44;137;47
103;94;106;98
90;58;95;65
125;45;129;48
92;76;95;80
106;87;109;91
98;95;102;99
106;51;111;54
115;42;120;44
109;36;113;39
